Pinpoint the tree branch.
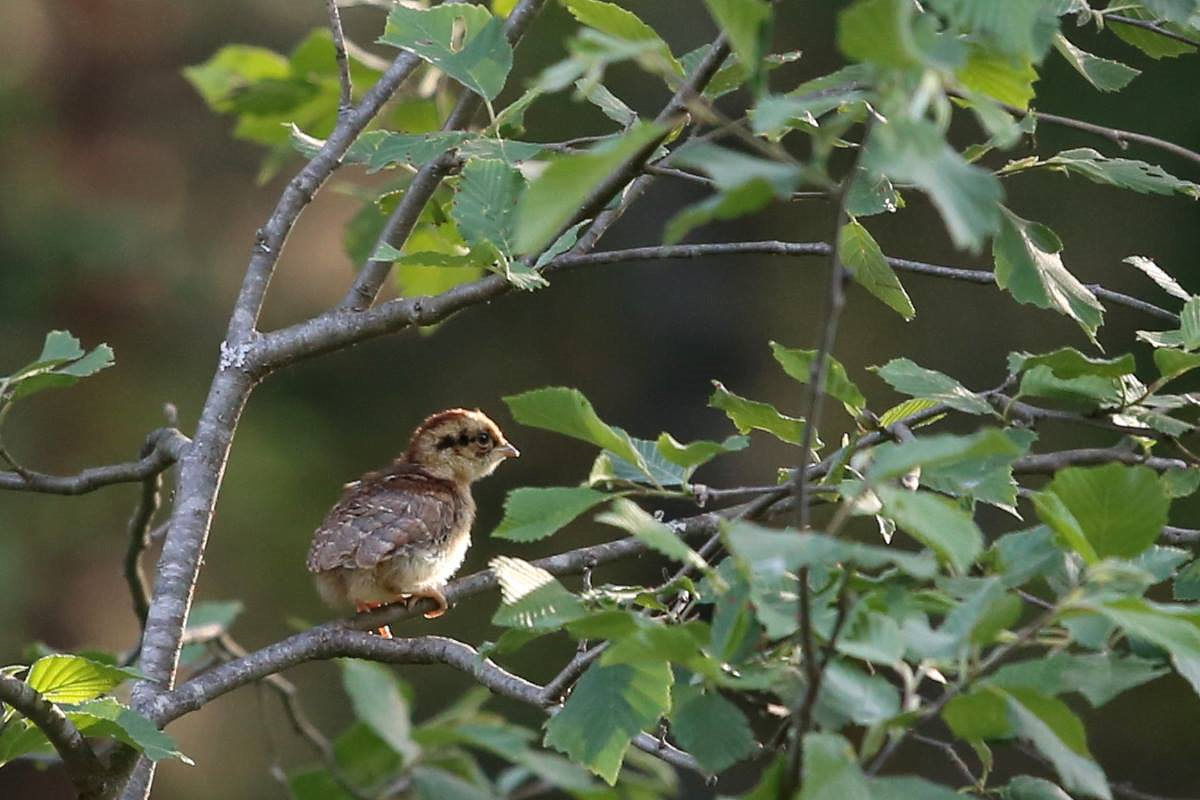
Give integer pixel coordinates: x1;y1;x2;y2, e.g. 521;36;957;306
0;428;188;495
338;0;550;311
254;239;1179;373
0;674;109;799
325;0;353;113
1013;447;1189;475
1025;106;1200;167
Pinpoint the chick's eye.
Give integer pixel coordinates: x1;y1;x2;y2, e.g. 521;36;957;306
475;432;492;446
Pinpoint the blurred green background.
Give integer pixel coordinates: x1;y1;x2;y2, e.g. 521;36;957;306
1;1;1198;797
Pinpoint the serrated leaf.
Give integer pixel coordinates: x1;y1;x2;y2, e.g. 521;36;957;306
562;0;684;77
339;660;419;764
702;0;771;89
452;158;527;268
504;387;646;474
1175;560;1200;601
1109;8;1197;59
770;341;867;414
1008;348;1135;379
379;4;513;101
928;0;1056;59
958;44;1038;108
655;432;748;470
943;687;1013;741
865;429;1021;484
62;698;192;764
877;397;942;428
872;357;993;415
815;660;901;728
991;652;1168;707
515;122;665;255
543;659;672;784
875;486;985;573
838;219;916;320
24;655;141;705
1045;464;1169;559
1124;255;1190;300
590;435;689;487
994;210;1104;343
1014;148;1200;199
596;499;708;573
837;0;921;68
183;45;290;113
798;733;871;800
865;118;1002;252
491;556;588;630
1004;688;1111;799
708;381;812;446
1034;491;1100;564
1054;34;1140;91
668;684;757;773
491;487;613;542
4;331;115;402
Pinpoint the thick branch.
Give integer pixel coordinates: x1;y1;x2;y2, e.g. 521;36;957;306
0;675;108;799
0;428;188;495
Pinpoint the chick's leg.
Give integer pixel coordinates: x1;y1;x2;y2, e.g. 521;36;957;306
406;588;449;619
355;601;394;638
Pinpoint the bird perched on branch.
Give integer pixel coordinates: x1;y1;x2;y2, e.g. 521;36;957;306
307;408;519;637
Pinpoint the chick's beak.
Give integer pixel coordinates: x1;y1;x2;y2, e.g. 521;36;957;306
496;443;520;459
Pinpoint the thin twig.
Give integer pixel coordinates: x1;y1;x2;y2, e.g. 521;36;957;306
910;732;979;789
0;675;109;798
1013;447;1189;474
124;434;171;648
325;0;353;112
541;644;607;704
0;427;189;495
1026;106;1200;166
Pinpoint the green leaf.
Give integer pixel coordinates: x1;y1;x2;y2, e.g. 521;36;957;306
4;331;115;401
1034;491;1100;564
411;766;494;800
837;0;921;68
562;0;684;77
1013;148;1200;199
590;435;689;487
922;428;1035;511
491;487;613;542
655;433;748;470
872;357;992;414
452;158;531;285
596;499;710;574
504;387;646;473
929;0;1056;59
993;210;1104;343
543;659;672;784
183;45;290;113
1002;776;1076;800
1090;598;1200;679
865;429;1021;484
1175;559;1200;601
771;341;867;415
702;0;771;89
943;687;1013;741
845;168;904;217
1054;34;1140;92
1008;348;1136;380
664;141;802;242
992;653;1168;707
576;80;637;126
958;44;1038;108
837;219;916;320
515;122;665;255
339;660;419;764
871;776;972;800
668;684;757;773
1045;464;1169;559
816;660;901;727
289;768;359;800
875;486;985;573
1109;9;1197;59
865;118;1002;252
1017;366;1121;410
1138;0;1200;26
798;733;871;800
1153;348;1200;383
490;556;588;631
66;698;192;764
379;4;513;101
708;381;811;446
24;655;141;705
1003;688;1111;800
836;608;904;666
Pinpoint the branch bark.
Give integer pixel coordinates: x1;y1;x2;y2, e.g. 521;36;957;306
0;428;188;495
0;675;108;799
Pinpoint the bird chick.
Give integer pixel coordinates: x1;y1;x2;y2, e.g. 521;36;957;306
307;409;518;636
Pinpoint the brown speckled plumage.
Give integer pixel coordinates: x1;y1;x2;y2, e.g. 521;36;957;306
307;409;517;626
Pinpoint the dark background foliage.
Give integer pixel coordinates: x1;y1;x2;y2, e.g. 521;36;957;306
1;1;1198;797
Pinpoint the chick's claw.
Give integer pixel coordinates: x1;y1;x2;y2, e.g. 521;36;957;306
406;588;449;619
